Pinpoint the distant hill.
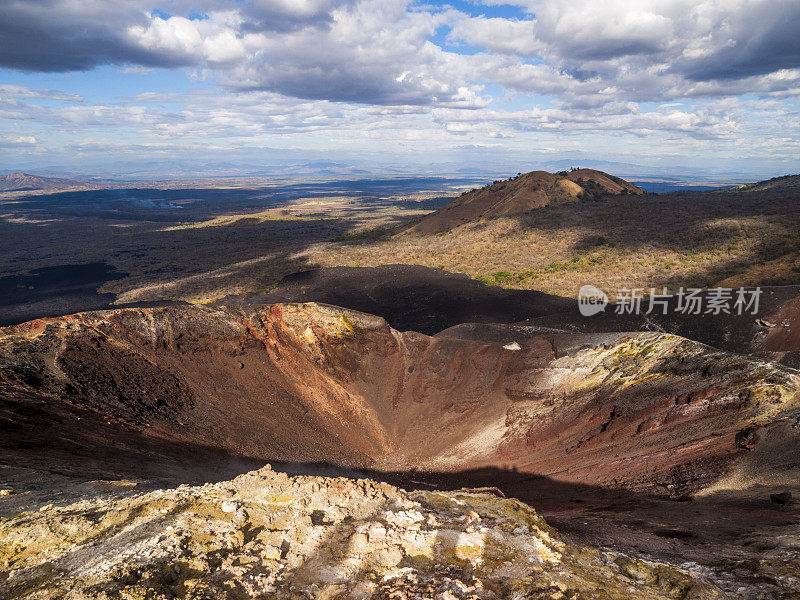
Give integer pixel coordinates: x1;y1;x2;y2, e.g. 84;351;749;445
407;168;643;234
728;173;800;193
0;172;80;191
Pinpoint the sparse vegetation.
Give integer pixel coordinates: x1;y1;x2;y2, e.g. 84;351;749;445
3;175;799;307
332;225;394;242
303;188;800;299
733;173;797;191
575;178;609;201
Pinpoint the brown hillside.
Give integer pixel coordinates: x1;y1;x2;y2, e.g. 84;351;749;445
728;173;800;193
0;171;79;191
563;168;644;195
408;168;643;234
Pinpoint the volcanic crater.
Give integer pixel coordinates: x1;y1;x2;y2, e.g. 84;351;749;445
3;301;798;498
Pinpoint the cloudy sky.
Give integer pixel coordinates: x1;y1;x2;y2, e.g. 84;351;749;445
1;0;799;179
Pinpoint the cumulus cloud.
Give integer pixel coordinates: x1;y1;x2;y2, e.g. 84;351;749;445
217;2;487;105
532;0;675;62
673;0;800;81
446;13;538;56
485;0;800;94
1;0;799;172
0;0;363;72
240;0;356;32
0;0;492;106
0;0;191;72
2;0;799;106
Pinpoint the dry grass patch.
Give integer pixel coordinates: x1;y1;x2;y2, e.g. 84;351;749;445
301;192;800;299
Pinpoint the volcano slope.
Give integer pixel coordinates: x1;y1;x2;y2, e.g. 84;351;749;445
2;302;800;598
406;169;643;235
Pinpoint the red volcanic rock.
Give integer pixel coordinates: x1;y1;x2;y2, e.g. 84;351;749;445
1;302;798;497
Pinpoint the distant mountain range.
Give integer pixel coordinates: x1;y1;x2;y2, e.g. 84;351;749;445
0;172;81;191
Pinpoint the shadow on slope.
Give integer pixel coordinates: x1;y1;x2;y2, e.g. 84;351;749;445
219;264;575;335
0;263;127;326
220;263;800;363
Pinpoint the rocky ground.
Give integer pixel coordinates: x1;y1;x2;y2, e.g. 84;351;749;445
1;465;737;600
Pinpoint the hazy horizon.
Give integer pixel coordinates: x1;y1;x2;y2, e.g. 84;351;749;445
0;160;771;187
